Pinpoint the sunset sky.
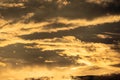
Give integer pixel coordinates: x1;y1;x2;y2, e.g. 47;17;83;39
0;0;120;80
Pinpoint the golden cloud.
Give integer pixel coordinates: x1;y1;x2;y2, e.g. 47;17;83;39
0;13;120;80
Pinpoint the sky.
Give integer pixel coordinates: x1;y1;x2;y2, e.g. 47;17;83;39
0;0;120;80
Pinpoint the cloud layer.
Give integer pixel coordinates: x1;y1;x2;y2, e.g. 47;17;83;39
0;0;120;80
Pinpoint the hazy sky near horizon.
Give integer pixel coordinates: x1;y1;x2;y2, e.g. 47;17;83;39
0;0;120;79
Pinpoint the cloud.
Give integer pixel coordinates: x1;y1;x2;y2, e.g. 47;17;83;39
0;35;120;75
24;36;120;66
96;34;112;39
0;14;120;69
0;2;120;79
1;0;120;23
86;0;120;8
1;35;119;67
0;64;120;80
0;15;120;47
0;62;6;67
86;0;113;5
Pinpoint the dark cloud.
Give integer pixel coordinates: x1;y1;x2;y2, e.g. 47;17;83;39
0;43;79;67
59;0;120;19
87;0;120;13
111;64;120;68
71;74;120;80
20;22;120;44
43;22;72;29
0;6;31;20
0;0;120;23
